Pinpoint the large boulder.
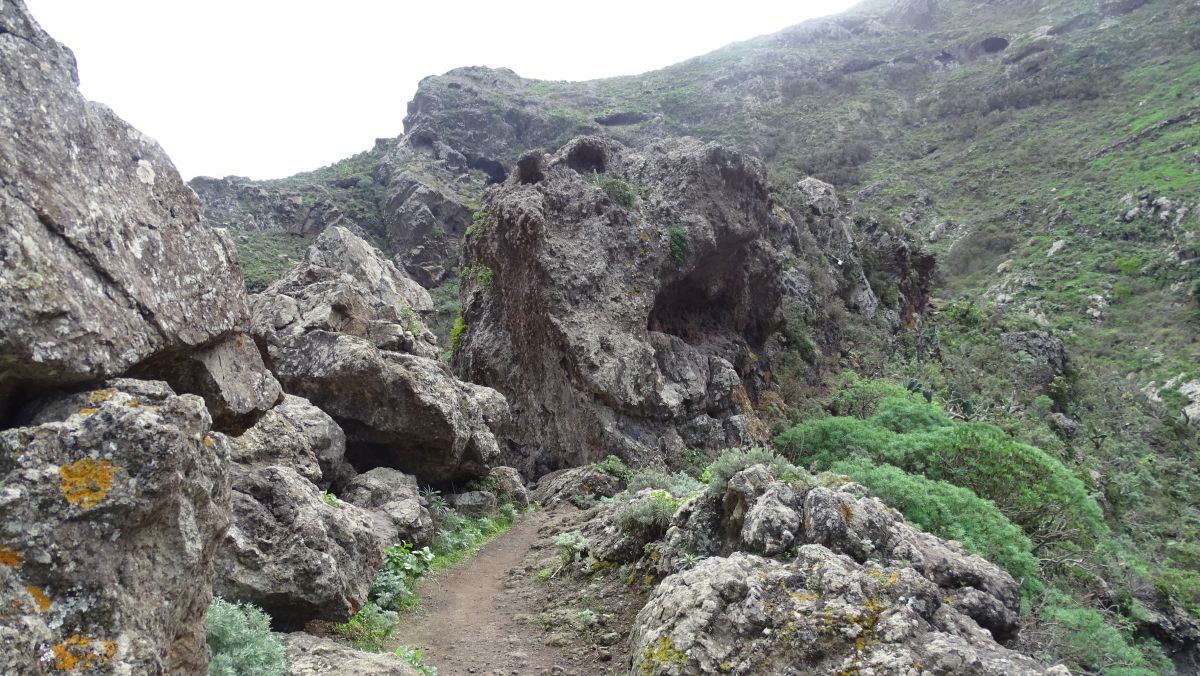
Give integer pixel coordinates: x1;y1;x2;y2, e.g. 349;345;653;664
341;468;435;546
629;550;1059;675
229;394;352;490
0;0;275;426
455;136;786;474
214;464;383;628
0;383;231;675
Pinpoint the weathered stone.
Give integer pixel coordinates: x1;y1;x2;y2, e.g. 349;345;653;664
0;0;251;418
273;395;354;490
488;466;530;508
0;383;231;675
281;632;421;675
448;490;498;518
265;330;506;482
341;468;435;546
532;467;625;507
229;394;350;490
628;550;1057;675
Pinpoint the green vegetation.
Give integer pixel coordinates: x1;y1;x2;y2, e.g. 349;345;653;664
229;230;311;293
333;602;397;653
206;598;288;676
370;542;435;612
449;315;467;354
554;531;591;565
592;170;639;208
668;226;688;265
319;490;339;507
615;490;679;541
394;645;438;676
592;454;633;481
704;447;804;497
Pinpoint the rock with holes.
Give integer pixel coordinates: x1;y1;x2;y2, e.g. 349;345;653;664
0;0;268;423
214;464;383;628
0;382;231;675
628;550;1059;676
341;468;435;546
454;136;786;474
281;632;422;675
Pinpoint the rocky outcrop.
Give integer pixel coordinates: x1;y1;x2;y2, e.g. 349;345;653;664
456;136;787;474
215;464;383;628
629;551;1058;676
251;227;508;482
341;468;435;546
0;0;276;427
0;382;231;675
532;467;626;508
488;466;531;508
216;397;383;628
281;632;421;675
616;466;1057;674
189;175;357;236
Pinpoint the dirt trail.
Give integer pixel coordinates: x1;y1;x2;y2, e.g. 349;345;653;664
389;510;596;676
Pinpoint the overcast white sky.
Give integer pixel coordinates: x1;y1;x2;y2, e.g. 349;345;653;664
26;0;858;181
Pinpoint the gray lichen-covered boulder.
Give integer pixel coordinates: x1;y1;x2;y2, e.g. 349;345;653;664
281;632;421;675
229;394;352;490
532;466;625;508
341;467;435;546
455;136;785;474
488;465;531;508
0;382;231;675
628;550;1060;676
448;490;498;518
214;464;383;628
0;0;276;426
251;227;509;482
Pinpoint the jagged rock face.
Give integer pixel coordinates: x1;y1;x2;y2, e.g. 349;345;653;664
228;394;353;490
0;0;267;423
252;227;509;482
531;467;625;508
621;466;1057;674
341;467;435;546
0;382;231;675
189;176;354;236
456;136;787;474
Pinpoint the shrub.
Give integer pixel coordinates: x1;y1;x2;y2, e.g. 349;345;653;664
1034;589;1171;675
206;598;288;676
333;602;397;653
370;542;435;612
449;315;467;353
827;372;914;418
828;458;1040;590
554;531;591;564
615;490;678;540
626;469;704;498
774;416;893;469
868;396;953;434
593;170;639;208
668;226;688;265
319;490;339;507
593;454;633;481
395;645;438;676
706;447;805;496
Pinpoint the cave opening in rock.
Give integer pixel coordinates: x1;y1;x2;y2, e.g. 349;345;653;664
980;37;1010;53
647;255;745;347
471;157;507;184
565;140;607;175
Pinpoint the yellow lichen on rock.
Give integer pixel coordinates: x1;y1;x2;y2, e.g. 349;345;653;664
0;546;22;567
87;389;116;405
25;586;51;612
52;635;115;671
59;458;117;509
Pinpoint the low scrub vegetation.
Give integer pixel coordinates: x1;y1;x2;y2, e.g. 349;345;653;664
206;598;288;676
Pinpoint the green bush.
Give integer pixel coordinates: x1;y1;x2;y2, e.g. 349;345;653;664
626;469;705;498
449;315;467;353
370;542;435;612
333;602;397;653
828;458;1040;590
1036;589;1171;676
668;226;688;265
206;598;288;676
593;171;639;208
827;372;914;418
774;416;893;469
554;531;591;564
319;490;339;507
615;490;679;540
868;396;953;434
705;447;805;497
593;454;633;481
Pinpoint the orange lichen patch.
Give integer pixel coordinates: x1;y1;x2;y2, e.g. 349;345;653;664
203;436;215;448
87;389;116;405
126;399;140;408
25;586;51;612
839;501;854;523
887;572;899;586
52;635;115;671
76;408;99;416
0;546;22;567
58;459;117;509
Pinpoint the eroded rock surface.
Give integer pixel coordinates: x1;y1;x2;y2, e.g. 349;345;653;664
251;227;508;482
0;383;231;675
0;0;272;423
341;467;435;546
281;632;421;675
